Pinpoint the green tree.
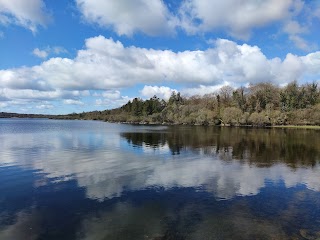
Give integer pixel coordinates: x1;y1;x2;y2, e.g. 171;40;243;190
131;98;143;116
232;87;247;112
281;81;300;111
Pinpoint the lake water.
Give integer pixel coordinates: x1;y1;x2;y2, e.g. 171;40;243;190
0;119;319;240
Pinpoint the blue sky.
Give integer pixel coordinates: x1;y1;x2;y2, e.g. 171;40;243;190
0;0;319;114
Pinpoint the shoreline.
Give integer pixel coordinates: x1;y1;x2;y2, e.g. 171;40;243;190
2;117;320;130
271;125;320;130
106;120;320;130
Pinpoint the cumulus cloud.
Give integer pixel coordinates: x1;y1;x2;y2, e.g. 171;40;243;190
76;0;177;36
177;0;318;50
74;0;318;49
0;0;51;32
3;36;320;92
1;36;320;112
140;86;177;100
179;0;299;39
301;52;320;76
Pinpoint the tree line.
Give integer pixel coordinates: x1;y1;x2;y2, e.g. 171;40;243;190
57;81;320;126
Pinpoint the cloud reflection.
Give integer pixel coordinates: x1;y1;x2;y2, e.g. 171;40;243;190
1;123;319;202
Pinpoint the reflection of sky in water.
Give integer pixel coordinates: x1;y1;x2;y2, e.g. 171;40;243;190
1;119;320;239
1;165;319;240
0;119;319;201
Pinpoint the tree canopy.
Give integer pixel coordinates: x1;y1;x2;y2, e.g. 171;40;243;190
13;81;319;127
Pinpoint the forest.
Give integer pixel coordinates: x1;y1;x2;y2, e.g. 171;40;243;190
59;81;320;126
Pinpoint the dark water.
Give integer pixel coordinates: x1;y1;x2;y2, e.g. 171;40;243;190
0;119;320;240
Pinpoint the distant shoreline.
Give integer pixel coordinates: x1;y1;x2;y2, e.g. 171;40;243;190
69;119;320;130
1;116;320;130
271;125;320;130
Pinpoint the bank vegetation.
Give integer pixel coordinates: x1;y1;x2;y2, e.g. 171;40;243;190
60;81;320;127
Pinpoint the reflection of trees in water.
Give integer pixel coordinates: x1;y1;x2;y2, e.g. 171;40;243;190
124;132;167;149
121;127;320;167
229;128;319;168
122;131;186;155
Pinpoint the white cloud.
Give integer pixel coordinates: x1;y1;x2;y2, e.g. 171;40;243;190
36;104;53;109
0;88;59;100
72;0;319;55
32;48;48;59
0;89;90;109
283;20;307;35
177;0;317;51
74;0;315;45
282;20;316;51
101;90;121;100
0;102;7;108
0;0;51;32
181;83;229;96
52;46;67;54
95;99;102;104
76;0;177;36
276;53;305;83
93;91;130;109
1;36;320;110
32;46;67;59
140;86;177;100
301;52;320;74
179;0;299;39
289;35;310;51
95;95;132;109
63;99;84;105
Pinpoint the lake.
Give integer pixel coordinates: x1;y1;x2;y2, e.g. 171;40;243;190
0;119;319;240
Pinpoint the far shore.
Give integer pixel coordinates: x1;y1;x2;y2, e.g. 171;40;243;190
271;125;320;130
2;117;320;130
105;120;320;130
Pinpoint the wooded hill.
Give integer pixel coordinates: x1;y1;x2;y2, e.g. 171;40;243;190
60;81;320;126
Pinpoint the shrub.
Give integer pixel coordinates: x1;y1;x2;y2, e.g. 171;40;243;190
222;107;242;125
248;112;270;126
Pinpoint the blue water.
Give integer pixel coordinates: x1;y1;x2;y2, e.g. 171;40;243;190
0;119;319;239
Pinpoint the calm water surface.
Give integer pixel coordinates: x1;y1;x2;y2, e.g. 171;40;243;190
0;119;319;240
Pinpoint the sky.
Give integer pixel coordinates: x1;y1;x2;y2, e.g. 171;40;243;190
0;0;319;114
